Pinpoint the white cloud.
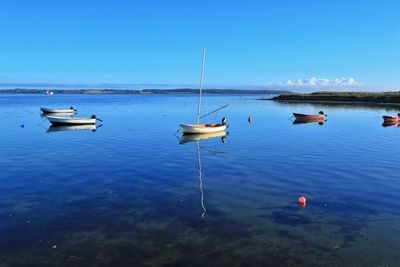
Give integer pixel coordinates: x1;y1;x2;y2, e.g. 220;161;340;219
281;77;358;87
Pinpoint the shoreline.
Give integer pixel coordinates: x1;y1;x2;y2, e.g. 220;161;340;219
0;88;290;95
267;91;400;106
267;99;400;106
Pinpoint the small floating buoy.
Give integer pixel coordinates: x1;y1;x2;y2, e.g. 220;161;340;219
20;124;24;128
248;116;252;124
298;196;306;207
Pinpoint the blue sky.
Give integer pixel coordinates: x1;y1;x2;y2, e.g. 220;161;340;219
0;0;399;88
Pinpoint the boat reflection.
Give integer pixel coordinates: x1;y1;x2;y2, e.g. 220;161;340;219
196;141;207;218
47;124;101;133
180;131;227;219
179;131;227;145
293;118;325;125
382;121;400;128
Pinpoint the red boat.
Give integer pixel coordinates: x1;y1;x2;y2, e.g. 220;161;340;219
383;114;400;122
293;111;326;120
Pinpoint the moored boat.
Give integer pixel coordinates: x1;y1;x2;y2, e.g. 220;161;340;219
293;111;326;120
180;120;227;134
383;113;400;122
46;115;101;125
41;107;77;114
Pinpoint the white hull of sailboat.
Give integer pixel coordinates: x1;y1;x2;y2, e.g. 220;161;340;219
180;124;226;134
47;116;97;125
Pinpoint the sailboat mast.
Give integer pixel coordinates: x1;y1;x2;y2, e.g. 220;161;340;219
196;47;206;124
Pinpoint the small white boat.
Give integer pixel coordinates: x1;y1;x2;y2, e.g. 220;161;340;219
41;107;76;114
45;90;54;95
180;123;226;134
180;48;228;134
46;115;101;125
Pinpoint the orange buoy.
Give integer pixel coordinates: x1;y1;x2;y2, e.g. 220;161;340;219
298;196;306;207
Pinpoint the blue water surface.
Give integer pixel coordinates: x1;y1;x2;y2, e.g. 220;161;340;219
0;94;399;266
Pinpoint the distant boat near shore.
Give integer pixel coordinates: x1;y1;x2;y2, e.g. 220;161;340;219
293;111;327;120
45;90;54;95
383;113;400;122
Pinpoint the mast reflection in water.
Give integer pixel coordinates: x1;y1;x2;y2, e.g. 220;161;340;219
179;131;227;218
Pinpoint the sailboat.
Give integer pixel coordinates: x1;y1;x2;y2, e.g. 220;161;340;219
179;48;228;134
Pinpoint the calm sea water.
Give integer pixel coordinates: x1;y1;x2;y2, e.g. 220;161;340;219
0;94;399;266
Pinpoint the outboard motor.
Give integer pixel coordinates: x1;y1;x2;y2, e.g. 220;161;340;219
221;117;227;125
70;106;74;110
319;111;327;116
397;113;400;117
91;115;103;122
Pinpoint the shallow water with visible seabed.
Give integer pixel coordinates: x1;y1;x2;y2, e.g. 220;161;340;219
0;94;399;266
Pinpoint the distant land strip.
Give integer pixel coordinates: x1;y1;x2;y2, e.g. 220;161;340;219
0;88;291;95
268;91;400;105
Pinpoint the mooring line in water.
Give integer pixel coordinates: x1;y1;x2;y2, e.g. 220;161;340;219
173;128;180;136
37;117;48;127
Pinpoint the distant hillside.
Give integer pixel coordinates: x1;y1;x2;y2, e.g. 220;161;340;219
0;88;291;95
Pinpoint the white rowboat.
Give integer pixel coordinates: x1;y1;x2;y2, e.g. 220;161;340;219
41;107;76;114
179;124;226;134
46;115;99;125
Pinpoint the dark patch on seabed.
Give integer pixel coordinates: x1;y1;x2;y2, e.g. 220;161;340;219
0;182;396;265
0;188;348;267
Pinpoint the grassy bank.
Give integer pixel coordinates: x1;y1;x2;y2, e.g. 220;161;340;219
269;91;400;105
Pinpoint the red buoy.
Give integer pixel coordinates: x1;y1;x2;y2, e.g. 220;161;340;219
298;196;306;207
